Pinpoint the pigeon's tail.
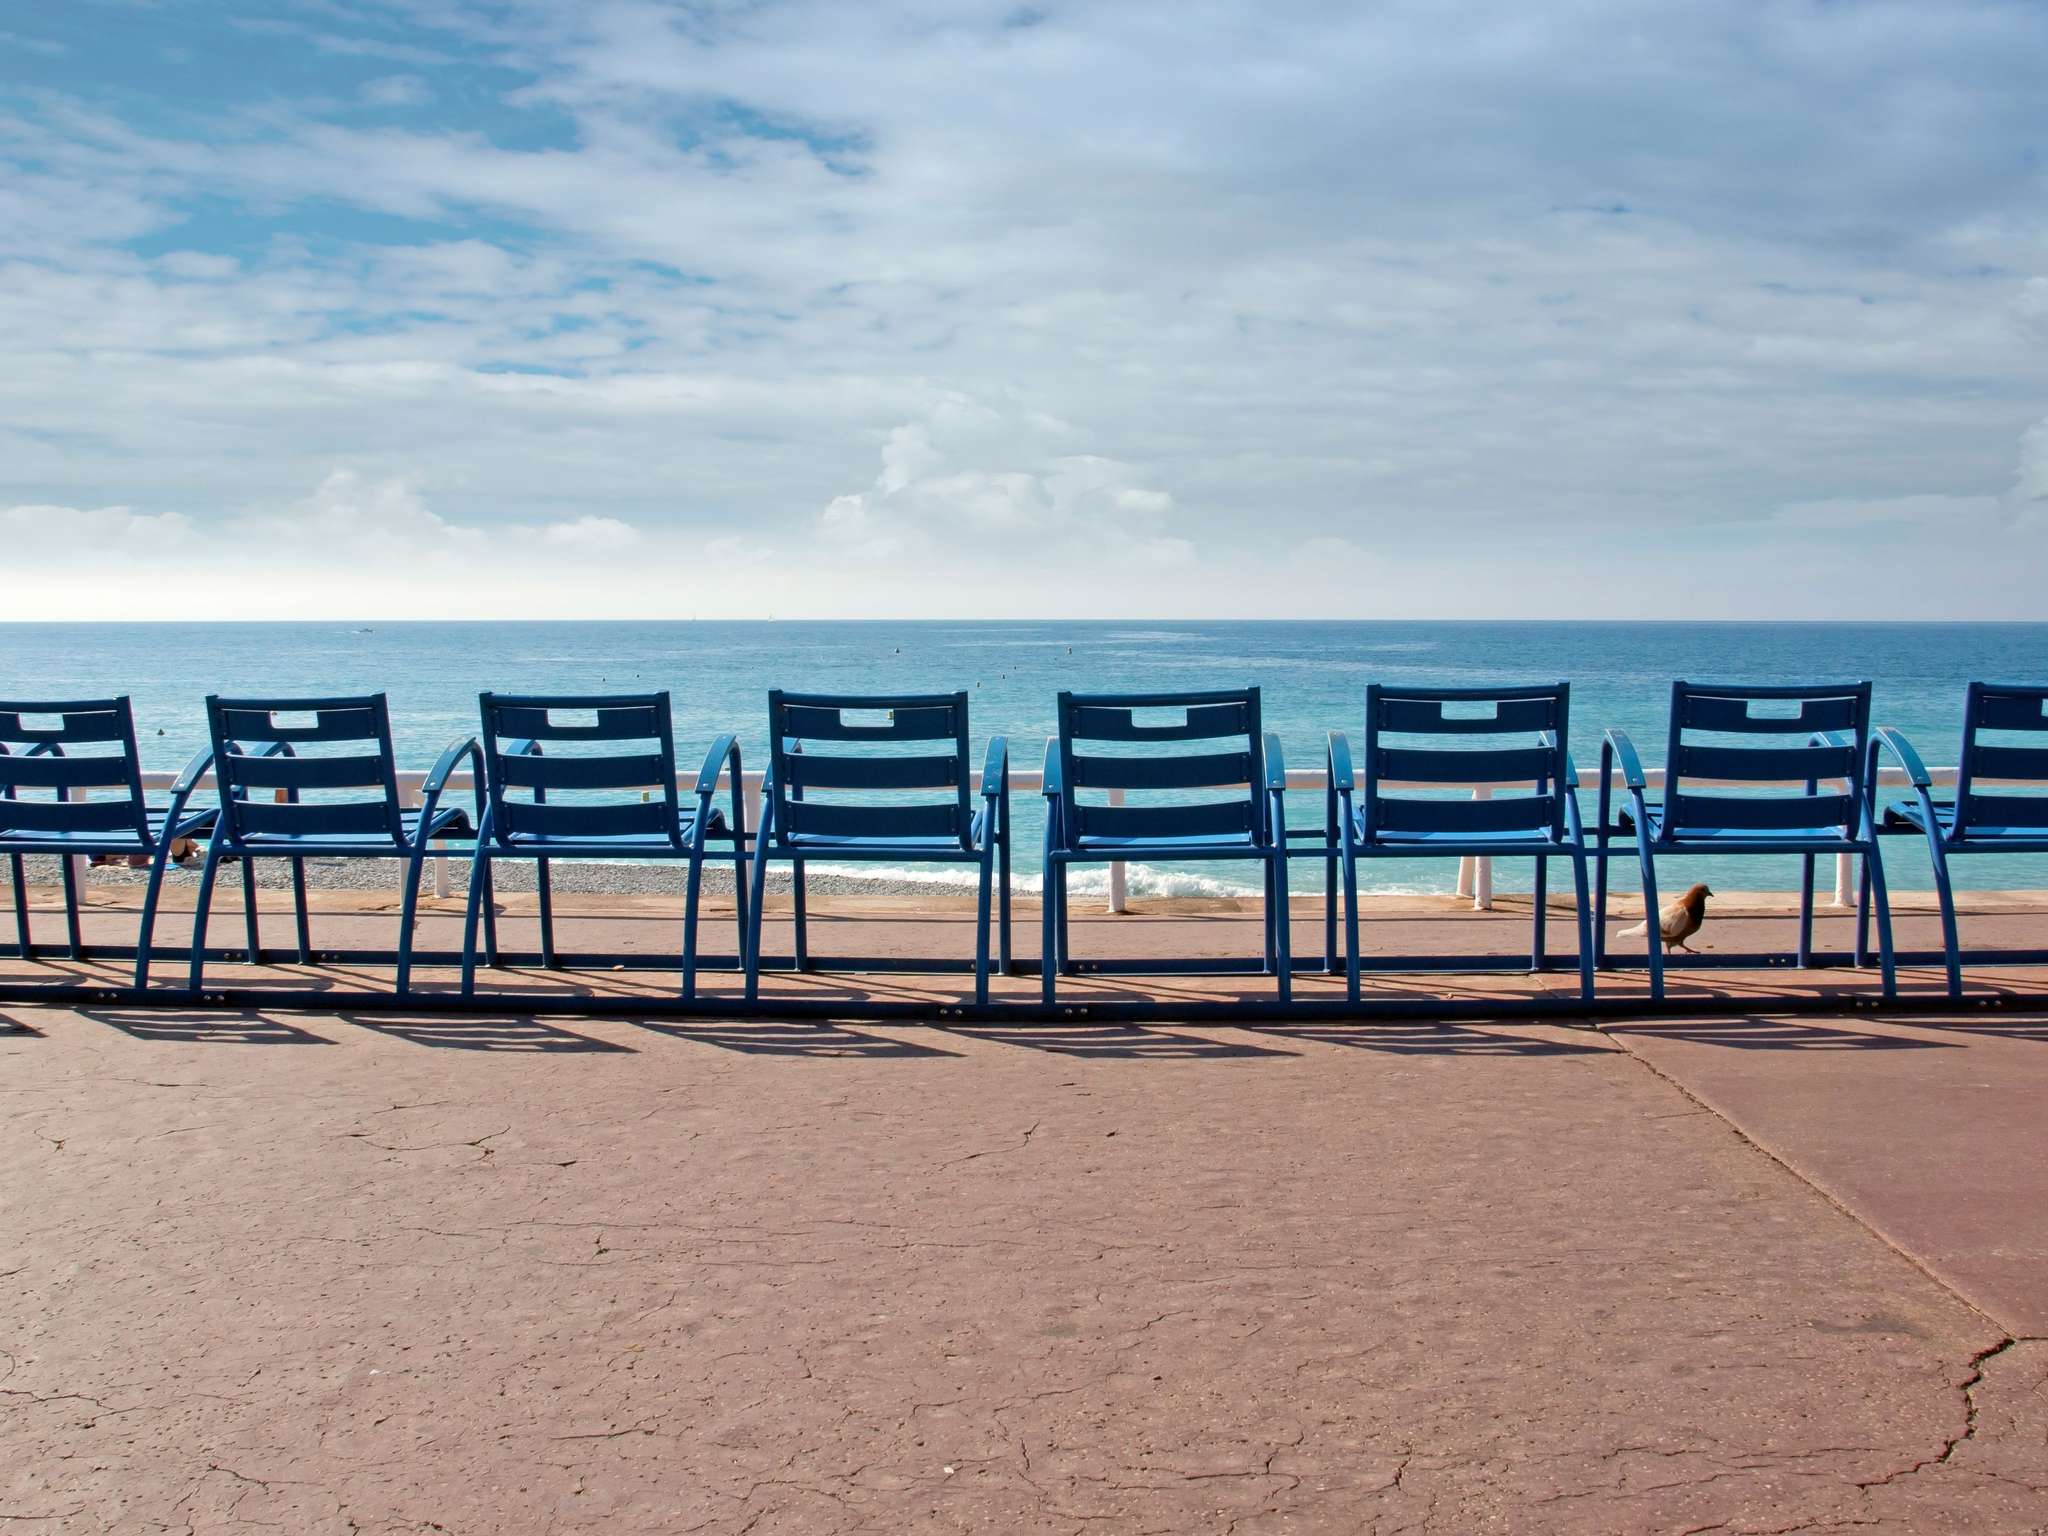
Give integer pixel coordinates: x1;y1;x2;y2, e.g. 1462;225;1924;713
1614;919;1649;940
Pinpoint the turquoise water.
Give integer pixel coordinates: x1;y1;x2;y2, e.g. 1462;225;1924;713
3;620;2042;895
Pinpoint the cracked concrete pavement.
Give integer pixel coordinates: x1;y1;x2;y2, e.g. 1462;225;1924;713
4;991;2046;1533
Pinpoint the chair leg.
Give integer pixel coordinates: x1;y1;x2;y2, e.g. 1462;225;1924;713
459;850;489;998
537;856;556;970
134;839;177;990
59;853;82;959
974;847;994;1005
187;836;229;989
1261;858;1277;974
681;847;704;1002
1323;845;1338;974
291;856;311;963
1570;849;1595;1005
479;853;499;967
731;838;750;978
1924;837;1963;1001
1055;861;1072;974
395;850;425;997
1863;840;1897;999
792;856;810;971
744;844;771;1004
1854;853;1872;965
1593;828;1611;967
1341;836;1362;1005
1040;853;1058;1007
997;827;1012;974
239;855;262;964
9;853;31;960
1530;854;1547;972
1636;847;1665;1002
1270;853;1291;1002
1796;853;1815;968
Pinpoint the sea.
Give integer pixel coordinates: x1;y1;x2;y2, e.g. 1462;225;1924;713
4;620;2042;897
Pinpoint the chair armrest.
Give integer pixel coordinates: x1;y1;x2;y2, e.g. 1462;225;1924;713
423;735;482;799
505;737;542;758
1040;737;1062;797
1869;727;1933;789
981;735;1009;797
25;740;62;758
1260;732;1288;792
1326;731;1355;797
1603;728;1647;791
168;746;215;799
157;746;220;839
694;734;741;798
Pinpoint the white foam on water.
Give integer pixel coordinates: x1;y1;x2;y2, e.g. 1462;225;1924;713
789;862;1446;900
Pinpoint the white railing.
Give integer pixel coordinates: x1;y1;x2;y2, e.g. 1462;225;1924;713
130;755;1958;914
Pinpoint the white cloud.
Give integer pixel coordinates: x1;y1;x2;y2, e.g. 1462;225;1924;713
816;400;1188;574
360;75;431;108
540;514;640;552
237;468;482;556
0;503;193;559
2016;418;2048;504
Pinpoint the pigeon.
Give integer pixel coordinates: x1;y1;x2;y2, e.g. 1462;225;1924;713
1617;882;1712;953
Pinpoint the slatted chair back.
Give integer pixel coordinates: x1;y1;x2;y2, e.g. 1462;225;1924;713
1660;681;1870;841
1363;683;1570;841
1953;682;2048;838
766;691;973;850
478;692;682;847
206;695;405;846
0;698;150;842
1056;688;1264;846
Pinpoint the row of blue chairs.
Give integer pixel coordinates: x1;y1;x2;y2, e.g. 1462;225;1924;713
2;681;2043;1005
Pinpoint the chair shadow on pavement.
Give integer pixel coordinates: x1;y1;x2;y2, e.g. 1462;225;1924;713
947;1022;1296;1059
1880;1009;2048;1044
1248;1022;1609;1056
633;1020;961;1058
81;1007;335;1045
1603;1015;1957;1050
338;1012;633;1053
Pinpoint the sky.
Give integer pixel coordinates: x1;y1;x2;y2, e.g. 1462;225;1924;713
2;0;2045;621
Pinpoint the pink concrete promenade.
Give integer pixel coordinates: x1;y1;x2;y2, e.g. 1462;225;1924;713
2;884;2046;1533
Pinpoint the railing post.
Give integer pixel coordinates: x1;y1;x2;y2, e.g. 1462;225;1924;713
1107;786;1128;914
1835;852;1855;909
1455;855;1474;900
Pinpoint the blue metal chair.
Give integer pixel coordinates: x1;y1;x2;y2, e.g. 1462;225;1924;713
1866;681;2048;999
1597;681;1895;1000
1327;683;1592;1004
462;692;746;1000
189;695;481;996
746;691;1009;1004
0;697;218;987
1042;687;1290;1003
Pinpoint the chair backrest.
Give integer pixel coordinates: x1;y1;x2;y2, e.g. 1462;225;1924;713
1954;681;2048;837
1660;681;1870;841
478;692;681;846
1362;683;1570;841
206;694;405;846
1055;688;1264;846
766;691;972;849
0;698;149;843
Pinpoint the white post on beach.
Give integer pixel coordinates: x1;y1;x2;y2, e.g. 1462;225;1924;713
1835;851;1856;908
1471;786;1494;910
1107;786;1128;914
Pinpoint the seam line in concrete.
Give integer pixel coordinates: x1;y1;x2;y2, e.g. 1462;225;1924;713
1601;1026;2014;1340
